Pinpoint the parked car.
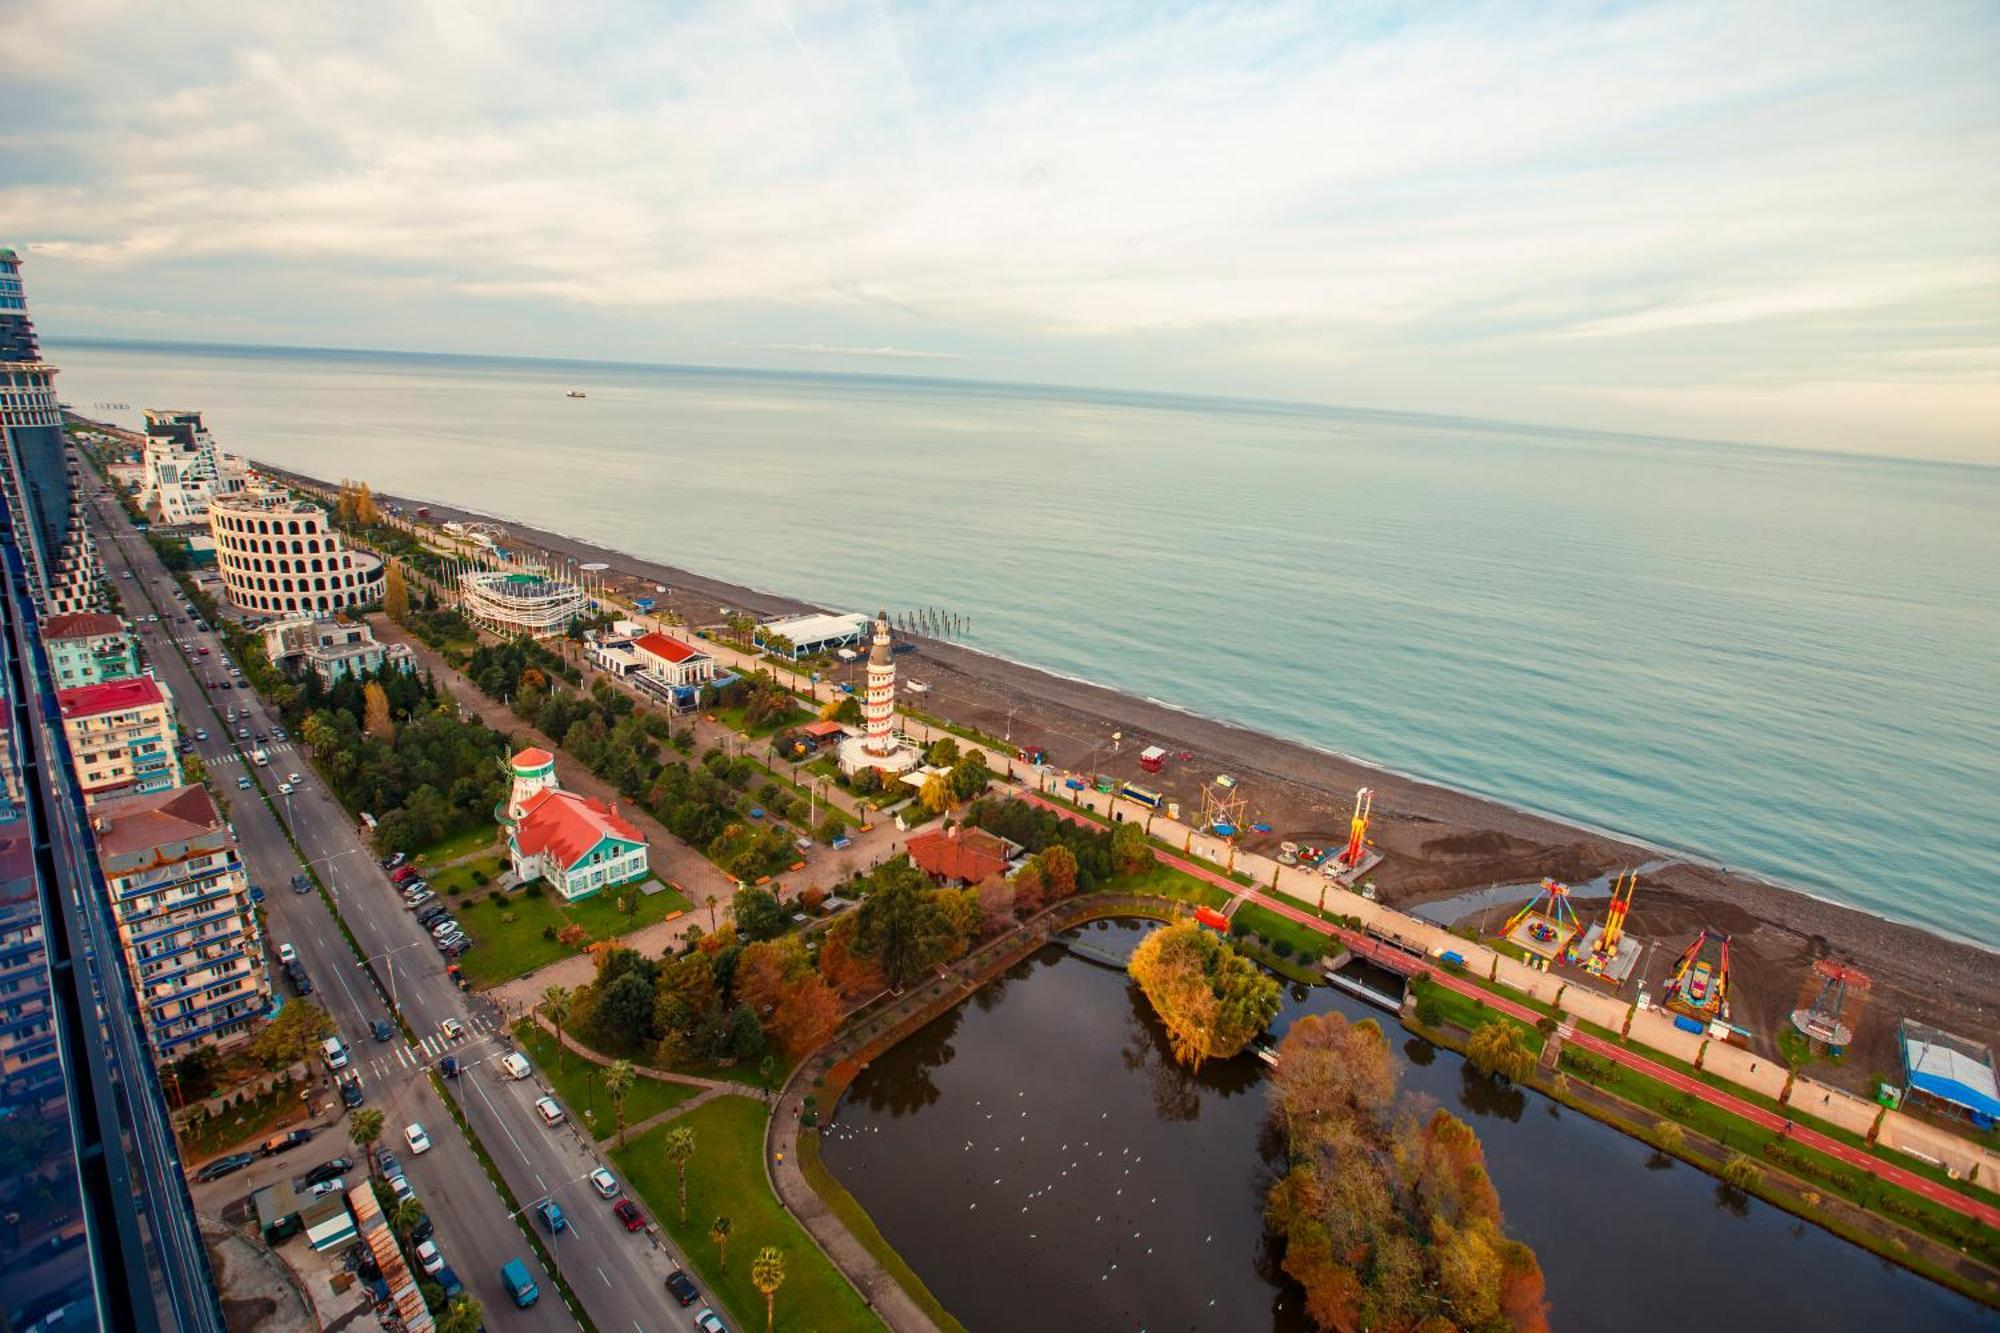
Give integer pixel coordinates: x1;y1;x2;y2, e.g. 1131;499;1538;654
534;1096;565;1127
694;1309;727;1333
589;1168;619;1199
276;942;297;965
613;1199;646;1232
404;1123;431;1155
435;1264;464;1301
306;1175;346;1199
371;1018;395;1042
259;1129;313;1158
388;1173;416;1206
415;1239;445;1277
391;866;418;885
302;1157;352;1186
285;962;313;995
193;1152;256;1184
404;890;437;913
383;853;407;870
664;1270;699;1307
408;1213;434;1245
374;1147;399;1178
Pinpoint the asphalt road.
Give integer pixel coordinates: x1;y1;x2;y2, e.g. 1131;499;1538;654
89;488;741;1333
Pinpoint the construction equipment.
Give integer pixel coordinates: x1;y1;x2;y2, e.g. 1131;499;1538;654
1664;928;1732;1021
1790;959;1870;1053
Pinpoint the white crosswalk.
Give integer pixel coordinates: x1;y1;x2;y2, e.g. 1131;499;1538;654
350;1014;501;1082
209;742;298;767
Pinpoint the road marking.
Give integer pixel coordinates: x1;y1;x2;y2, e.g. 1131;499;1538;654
535;1172;547;1190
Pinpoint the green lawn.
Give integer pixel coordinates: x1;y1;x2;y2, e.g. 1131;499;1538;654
1232;902;1338;962
564;879;693;941
180;1086;308;1160
417;824;503;866
429;851;507;898
451;892;573;986
612;1099;881;1333
510;1021;699;1140
1114;862;1231;910
713;702;814;738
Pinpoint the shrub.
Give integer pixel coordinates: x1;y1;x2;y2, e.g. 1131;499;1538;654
543;926;558;941
472;869;489;885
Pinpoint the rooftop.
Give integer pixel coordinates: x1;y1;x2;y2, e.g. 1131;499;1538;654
905;825;1017;883
633;631;707;664
58;674;165;719
42;611;128;642
759;610;869;645
511;746;555;771
91;784;223;859
514;787;645;869
1902;1020;2000;1117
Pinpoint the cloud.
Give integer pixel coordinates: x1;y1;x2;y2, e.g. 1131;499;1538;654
2;0;1997;459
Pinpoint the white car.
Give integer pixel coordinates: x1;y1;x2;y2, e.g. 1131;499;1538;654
288;772;303;785
500;1052;532;1081
694;1310;727;1333
306;1175;345;1199
439;1018;464;1041
277;943;298;966
534;1096;565;1127
415;1238;445;1276
277;782;294;795
388;1173;416;1205
404;1122;432;1155
589;1168;619;1199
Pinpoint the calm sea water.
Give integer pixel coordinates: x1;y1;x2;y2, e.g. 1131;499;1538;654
53;339;2000;947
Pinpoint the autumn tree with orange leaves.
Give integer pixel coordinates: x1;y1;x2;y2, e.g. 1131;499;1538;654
1265;1012;1549;1333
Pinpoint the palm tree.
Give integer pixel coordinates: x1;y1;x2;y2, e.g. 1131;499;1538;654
392;1200;427;1242
438;1295;484;1333
350;1108;385;1174
751;1246;786;1332
542;985;572;1072
709;1214;733;1271
665;1125;696;1222
603;1059;635;1147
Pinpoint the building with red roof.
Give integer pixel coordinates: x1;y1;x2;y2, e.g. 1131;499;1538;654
633;631;716;686
507;784;649;901
58;674;178;803
905;825;1022;887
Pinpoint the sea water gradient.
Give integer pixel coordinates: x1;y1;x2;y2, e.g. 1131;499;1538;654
54;340;2000;948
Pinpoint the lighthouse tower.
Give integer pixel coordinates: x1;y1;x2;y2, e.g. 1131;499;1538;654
505;747;559;824
838;608;920;778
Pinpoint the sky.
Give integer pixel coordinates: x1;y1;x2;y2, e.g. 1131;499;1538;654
3;1;1997;462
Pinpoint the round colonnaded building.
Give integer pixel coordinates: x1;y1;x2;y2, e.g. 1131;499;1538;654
208;488;385;615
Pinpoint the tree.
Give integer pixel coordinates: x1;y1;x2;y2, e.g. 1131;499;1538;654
1127;922;1279;1072
1110;820;1150;875
439;1296;485;1333
1038;844;1079;900
665;1126;696;1223
350;1109;386;1173
392;1199;428;1241
181;752;208;787
603;1060;636;1146
1466;1020;1536;1084
1268;1012;1395;1144
165;1045;224;1104
919;773;953;816
752;1246;787;1333
771;973;844;1056
1654;1119;1686;1155
354;481;381;528
363;682;395;740
597;969;658;1047
384;563;412;623
732;886;787;943
1721;1150;1762;1191
709;1213;733;1270
975;876;1017;936
251;1000;334;1069
854;866;957;990
542;985;573;1072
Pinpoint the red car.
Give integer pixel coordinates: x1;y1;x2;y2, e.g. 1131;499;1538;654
391;866;419;885
612;1199;646;1232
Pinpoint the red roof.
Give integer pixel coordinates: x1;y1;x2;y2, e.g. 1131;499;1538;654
58;675;165;719
801;720;846;738
42;611;127;642
633;632;706;665
514;787;645;870
905;826;1015;883
511;747;555;770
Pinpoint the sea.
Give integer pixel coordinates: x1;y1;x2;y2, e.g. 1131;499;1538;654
53;338;2000;949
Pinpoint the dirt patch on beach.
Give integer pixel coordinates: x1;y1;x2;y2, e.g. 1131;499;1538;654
284;468;1999;1093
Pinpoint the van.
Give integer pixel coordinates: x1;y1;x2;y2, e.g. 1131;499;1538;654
252;749;269;767
320;1036;349;1070
500;1052;532;1081
500;1257;540;1308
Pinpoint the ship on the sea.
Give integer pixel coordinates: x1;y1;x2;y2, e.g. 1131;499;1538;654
566;389;586;398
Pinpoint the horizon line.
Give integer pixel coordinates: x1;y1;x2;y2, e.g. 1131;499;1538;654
47;332;1998;476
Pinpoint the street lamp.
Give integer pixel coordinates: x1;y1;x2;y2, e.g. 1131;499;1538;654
359;940;429;1014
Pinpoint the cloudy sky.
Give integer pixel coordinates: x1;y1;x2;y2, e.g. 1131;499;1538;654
4;1;1997;461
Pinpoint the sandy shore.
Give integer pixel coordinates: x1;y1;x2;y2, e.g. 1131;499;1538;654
263;465;1998;1086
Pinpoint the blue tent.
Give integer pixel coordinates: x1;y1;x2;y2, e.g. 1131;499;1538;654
1900;1021;2000;1127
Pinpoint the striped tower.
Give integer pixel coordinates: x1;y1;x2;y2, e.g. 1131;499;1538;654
863;609;896;757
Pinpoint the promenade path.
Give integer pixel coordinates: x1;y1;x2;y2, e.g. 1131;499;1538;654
1017;790;2000;1231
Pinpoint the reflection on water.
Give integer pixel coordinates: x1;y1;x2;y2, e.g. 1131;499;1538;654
822;922;1996;1332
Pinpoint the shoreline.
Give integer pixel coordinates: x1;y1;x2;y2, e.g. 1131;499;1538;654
255;462;1999;1084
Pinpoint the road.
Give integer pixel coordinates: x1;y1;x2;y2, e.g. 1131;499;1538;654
89;488;742;1333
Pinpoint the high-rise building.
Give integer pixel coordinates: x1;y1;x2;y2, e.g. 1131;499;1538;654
1;447;224;1329
58;674;180;805
92;784;269;1061
139;410;230;524
0;247;102;617
43;609;141;687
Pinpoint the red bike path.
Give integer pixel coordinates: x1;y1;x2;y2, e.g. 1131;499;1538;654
1021;789;2000;1231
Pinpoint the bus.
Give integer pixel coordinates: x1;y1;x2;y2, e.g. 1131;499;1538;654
1119;782;1165;810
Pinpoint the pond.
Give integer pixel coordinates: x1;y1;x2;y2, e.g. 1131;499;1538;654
820;920;1996;1332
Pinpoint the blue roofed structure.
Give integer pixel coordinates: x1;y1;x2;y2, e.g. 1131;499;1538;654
1899;1019;2000;1128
